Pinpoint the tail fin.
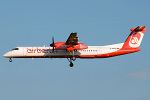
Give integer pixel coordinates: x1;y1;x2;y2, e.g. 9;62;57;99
122;26;147;49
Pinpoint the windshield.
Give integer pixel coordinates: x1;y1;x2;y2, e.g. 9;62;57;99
12;48;19;50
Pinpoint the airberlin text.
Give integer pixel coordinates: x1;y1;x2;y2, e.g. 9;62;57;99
27;47;58;53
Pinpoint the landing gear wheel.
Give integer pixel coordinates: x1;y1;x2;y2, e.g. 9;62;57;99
72;56;76;61
67;58;75;67
9;58;12;62
70;62;74;67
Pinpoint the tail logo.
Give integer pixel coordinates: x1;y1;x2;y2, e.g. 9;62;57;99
131;36;139;44
129;32;143;48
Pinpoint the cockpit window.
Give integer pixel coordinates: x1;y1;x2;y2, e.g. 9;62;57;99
12;48;19;50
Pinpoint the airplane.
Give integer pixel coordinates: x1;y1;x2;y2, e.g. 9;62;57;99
3;26;147;67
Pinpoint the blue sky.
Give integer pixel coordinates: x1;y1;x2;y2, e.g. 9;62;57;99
1;0;150;100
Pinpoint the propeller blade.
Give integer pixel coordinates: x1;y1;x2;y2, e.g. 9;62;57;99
53;46;54;52
52;37;54;44
50;37;55;52
50;37;54;47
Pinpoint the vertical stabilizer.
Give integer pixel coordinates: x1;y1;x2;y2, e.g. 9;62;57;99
122;26;147;49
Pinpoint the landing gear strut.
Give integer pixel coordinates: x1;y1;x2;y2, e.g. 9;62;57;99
9;57;12;62
67;58;74;67
67;50;76;67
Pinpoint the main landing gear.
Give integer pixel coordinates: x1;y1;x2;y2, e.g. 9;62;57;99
67;57;76;67
67;50;76;67
9;57;12;62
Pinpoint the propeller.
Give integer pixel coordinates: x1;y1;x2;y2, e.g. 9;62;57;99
50;37;55;51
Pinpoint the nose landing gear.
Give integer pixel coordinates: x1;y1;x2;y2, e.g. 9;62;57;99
9;57;12;62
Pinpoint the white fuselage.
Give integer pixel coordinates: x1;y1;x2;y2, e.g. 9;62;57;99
3;43;124;58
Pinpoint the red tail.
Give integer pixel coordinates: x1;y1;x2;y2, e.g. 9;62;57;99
122;26;147;49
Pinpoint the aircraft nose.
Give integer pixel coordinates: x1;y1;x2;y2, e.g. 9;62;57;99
3;53;9;57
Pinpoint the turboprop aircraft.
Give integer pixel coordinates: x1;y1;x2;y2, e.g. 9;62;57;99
3;26;147;67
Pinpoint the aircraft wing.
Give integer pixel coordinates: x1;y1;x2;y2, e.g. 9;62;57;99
54;32;87;51
66;32;79;45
